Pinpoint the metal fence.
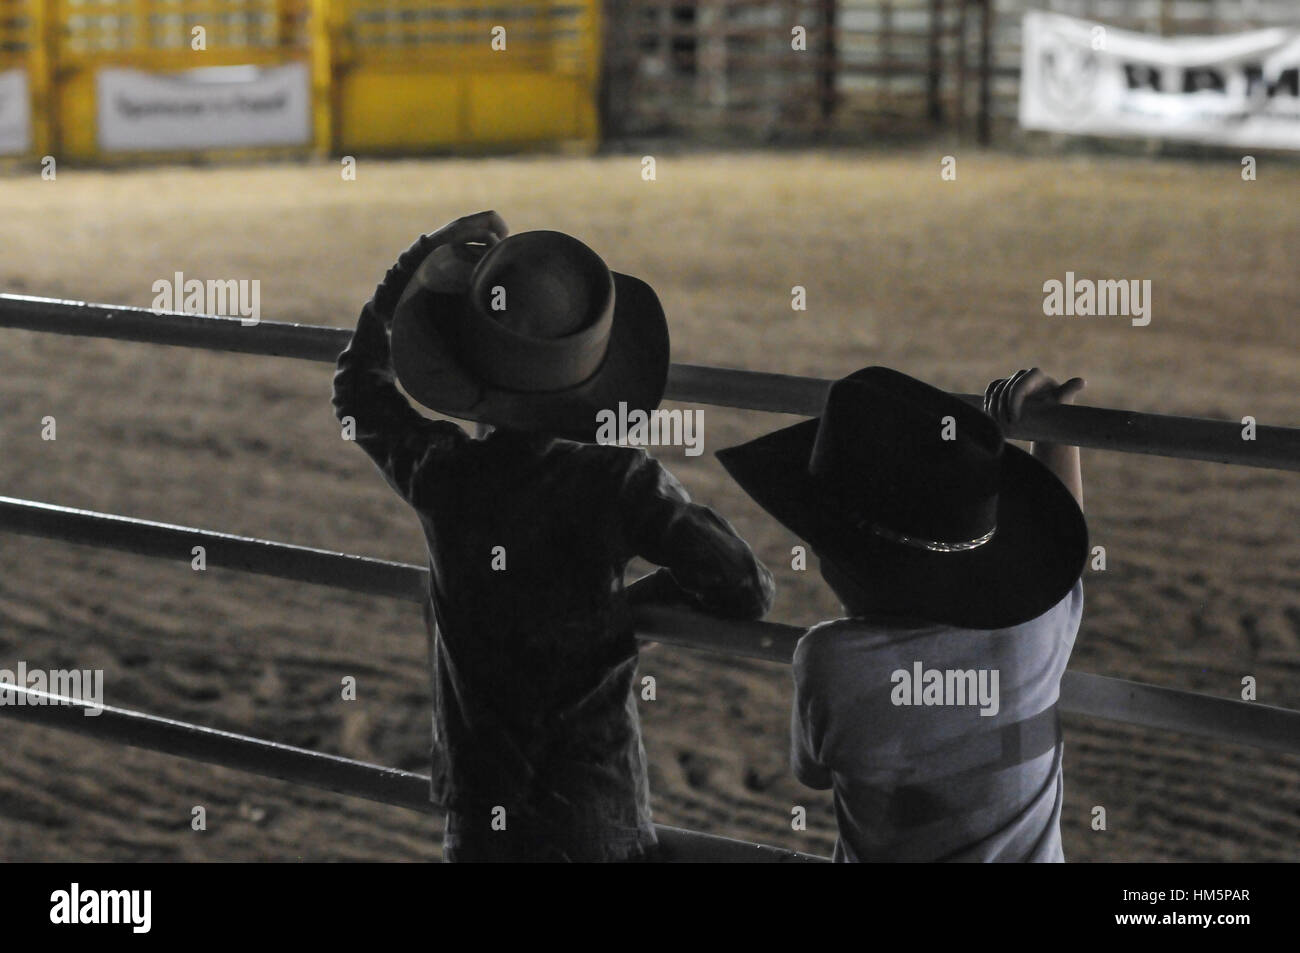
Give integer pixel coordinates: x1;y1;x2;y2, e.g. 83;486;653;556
2;291;1299;860
319;0;600;154
7;1;1300;160
602;1;1300;144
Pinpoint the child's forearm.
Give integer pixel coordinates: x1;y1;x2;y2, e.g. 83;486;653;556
1031;441;1083;512
332;230;445;438
332;302;402;427
986;369;1086;512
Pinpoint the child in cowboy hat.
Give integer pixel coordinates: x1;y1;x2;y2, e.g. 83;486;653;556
333;211;774;862
717;366;1088;862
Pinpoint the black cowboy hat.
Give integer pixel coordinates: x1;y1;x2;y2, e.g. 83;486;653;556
390;230;670;442
716;367;1088;630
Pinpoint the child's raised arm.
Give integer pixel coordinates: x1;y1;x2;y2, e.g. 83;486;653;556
332;212;507;502
984;367;1085;512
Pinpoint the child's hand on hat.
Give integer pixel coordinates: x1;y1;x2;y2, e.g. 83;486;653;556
372;211;510;319
413;210;511;293
983;368;1086;426
428;210;509;251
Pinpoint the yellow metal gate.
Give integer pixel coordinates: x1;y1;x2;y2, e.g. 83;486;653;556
316;0;601;154
1;0;601;161
46;0;313;161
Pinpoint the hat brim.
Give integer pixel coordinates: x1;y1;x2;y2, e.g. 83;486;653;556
716;419;1088;630
391;272;669;442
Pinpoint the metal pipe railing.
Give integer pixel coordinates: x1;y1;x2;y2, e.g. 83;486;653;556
3;293;1297;857
0;684;825;863
0;496;429;603
4;495;1298;756
4;293;1298;471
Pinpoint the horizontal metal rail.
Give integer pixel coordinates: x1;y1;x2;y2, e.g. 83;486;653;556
0;496;429;603
4;495;1299;756
0;684;824;863
3;293;1298;471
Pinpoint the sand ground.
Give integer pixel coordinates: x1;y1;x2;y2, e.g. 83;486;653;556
0;150;1297;861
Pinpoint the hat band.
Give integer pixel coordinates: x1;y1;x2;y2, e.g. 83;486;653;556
867;522;997;553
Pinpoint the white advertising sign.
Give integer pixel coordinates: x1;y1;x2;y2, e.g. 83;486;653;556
1020;11;1300;150
0;69;31;156
96;63;312;152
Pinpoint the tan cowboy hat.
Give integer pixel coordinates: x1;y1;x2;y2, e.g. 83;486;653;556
390;230;670;442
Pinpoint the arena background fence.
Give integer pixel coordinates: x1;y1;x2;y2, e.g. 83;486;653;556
5;1;1300;162
1;293;1299;860
601;0;1300;145
1;0;602;162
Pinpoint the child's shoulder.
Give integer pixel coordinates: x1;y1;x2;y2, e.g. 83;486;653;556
796;616;919;665
568;441;670;478
794;618;857;664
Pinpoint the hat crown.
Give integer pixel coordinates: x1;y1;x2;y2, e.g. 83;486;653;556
390;227;670;443
470;230;612;341
810;368;1003;545
414;230;618;394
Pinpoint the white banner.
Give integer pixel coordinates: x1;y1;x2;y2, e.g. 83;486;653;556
96;63;311;152
1020;11;1300;150
0;69;31;156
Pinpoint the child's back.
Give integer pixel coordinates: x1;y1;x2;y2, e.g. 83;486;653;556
415;429;768;861
718;366;1089;863
334;215;774;862
791;582;1083;862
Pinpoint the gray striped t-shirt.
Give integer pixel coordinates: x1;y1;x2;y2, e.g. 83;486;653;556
791;581;1083;862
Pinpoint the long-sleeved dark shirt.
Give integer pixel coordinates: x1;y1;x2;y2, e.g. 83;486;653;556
332;238;774;861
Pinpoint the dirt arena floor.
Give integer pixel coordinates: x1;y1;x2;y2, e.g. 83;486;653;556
0;150;1296;861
